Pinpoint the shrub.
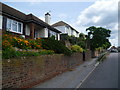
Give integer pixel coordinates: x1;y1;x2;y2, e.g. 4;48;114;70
28;39;41;49
2;48;17;59
2;34;42;50
71;45;83;52
41;38;72;56
77;41;86;49
49;35;55;40
2;40;12;50
68;35;78;45
60;34;69;41
2;33;71;59
38;50;54;55
2;34;43;59
13;37;31;49
2;49;55;59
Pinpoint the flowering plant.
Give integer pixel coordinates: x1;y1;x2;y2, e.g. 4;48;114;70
2;34;42;50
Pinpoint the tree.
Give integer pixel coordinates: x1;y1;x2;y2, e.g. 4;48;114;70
68;35;78;45
86;26;111;50
79;33;86;40
78;33;86;49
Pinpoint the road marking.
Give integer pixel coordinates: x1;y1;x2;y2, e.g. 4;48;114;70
95;62;99;67
74;62;100;90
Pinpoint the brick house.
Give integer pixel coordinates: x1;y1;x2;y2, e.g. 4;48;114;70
0;3;61;40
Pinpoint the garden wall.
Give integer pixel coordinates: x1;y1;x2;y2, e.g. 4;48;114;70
2;51;91;88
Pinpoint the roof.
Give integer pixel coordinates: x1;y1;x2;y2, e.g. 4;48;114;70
52;21;79;33
1;3;61;33
26;14;61;33
1;3;26;21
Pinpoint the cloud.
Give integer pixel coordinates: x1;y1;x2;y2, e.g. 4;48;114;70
76;0;118;46
109;37;118;46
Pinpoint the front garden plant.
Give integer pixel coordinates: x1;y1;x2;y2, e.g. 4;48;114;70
2;34;54;59
2;33;72;59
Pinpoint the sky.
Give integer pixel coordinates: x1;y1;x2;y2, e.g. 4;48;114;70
2;0;119;46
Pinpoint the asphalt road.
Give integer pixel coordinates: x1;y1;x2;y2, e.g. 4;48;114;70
80;53;118;88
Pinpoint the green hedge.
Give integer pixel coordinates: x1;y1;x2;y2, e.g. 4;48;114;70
41;38;72;56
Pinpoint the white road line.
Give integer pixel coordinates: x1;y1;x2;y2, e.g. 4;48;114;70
74;62;100;90
95;62;100;67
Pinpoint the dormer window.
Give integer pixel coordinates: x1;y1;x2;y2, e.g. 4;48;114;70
6;18;23;34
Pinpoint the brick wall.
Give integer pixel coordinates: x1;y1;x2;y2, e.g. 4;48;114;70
2;51;91;88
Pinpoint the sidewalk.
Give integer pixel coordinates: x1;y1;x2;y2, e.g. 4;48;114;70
33;57;99;88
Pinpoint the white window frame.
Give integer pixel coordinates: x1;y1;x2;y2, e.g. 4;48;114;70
6;18;23;34
0;15;3;29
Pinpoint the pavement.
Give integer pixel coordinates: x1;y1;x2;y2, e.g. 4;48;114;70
80;53;118;88
33;55;101;88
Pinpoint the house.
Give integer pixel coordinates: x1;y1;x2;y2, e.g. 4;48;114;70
52;21;79;37
0;3;61;40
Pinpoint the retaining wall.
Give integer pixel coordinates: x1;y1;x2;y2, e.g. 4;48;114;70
2;51;91;88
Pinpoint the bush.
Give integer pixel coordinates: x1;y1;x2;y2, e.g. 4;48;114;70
71;45;83;52
77;41;86;49
38;50;54;55
60;34;69;41
41;38;72;56
2;48;55;59
28;39;42;49
68;35;78;45
2;34;42;50
2;40;12;50
2;48;17;59
2;33;71;59
2;34;54;59
2;48;38;59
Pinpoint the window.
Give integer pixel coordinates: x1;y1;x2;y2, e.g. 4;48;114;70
7;18;12;30
48;30;57;39
18;23;22;32
0;15;3;29
12;20;17;32
6;18;23;34
49;30;56;37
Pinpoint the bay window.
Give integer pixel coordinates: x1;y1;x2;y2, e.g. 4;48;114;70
12;20;17;32
7;18;12;30
18;22;22;33
6;18;23;34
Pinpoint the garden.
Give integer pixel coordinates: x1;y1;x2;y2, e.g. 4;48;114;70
2;34;54;59
3;33;83;59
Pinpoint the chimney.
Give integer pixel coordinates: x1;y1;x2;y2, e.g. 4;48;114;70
45;12;51;24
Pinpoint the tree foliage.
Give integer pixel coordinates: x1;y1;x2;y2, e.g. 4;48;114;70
77;33;86;49
86;26;111;50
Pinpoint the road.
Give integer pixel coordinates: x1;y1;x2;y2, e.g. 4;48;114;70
80;53;118;88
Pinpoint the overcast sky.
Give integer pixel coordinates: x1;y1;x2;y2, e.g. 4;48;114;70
3;0;119;46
